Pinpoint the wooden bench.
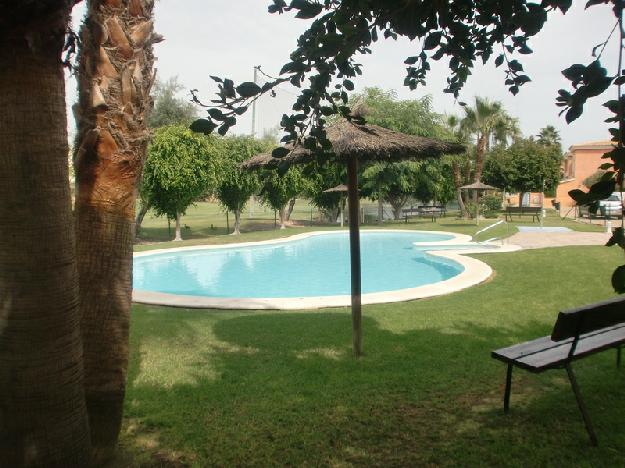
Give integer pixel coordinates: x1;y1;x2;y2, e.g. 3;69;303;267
492;296;625;445
403;206;445;223
504;206;541;222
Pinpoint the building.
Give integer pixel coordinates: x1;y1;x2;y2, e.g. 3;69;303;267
552;140;614;214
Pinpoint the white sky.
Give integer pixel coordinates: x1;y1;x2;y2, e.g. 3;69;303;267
67;0;619;150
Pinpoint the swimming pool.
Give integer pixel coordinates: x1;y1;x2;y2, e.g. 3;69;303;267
133;230;513;309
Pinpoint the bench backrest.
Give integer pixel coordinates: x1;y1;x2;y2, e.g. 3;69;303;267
551;296;625;342
506;206;540;213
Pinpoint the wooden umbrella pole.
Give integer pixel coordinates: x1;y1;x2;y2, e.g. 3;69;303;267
347;156;363;356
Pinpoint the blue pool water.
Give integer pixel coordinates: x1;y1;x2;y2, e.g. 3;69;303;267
133;231;464;298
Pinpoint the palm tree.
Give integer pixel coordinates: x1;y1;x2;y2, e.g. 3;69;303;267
446;115;472;218
537;125;562;149
0;2;91;465
460;97;518;185
74;0;158;462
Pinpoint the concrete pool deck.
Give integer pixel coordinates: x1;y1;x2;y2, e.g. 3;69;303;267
507;230;611;249
132;230;521;310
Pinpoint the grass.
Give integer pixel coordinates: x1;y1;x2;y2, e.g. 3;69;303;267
135;200;603;252
120;211;624;466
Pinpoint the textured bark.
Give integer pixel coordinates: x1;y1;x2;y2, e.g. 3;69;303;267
174;212;183;241
474;133;488;203
451;161;468;218
285;197;296;221
74;0;157;462
278;207;286;229
389;196;408;220
232;209;242;235
134;199;150;235
0;3;91;465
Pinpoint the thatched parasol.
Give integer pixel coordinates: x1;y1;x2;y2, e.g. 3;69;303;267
461;182;498;225
323;185;349;227
242;119;465;356
460;181;497;191
239;153;275;171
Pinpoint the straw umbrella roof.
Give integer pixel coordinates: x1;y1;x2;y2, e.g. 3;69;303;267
323;184;349;193
460;181;497;190
240;119;465;170
239;153;275;170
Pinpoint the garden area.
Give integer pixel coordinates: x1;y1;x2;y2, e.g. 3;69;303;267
122;224;622;466
4;1;625;467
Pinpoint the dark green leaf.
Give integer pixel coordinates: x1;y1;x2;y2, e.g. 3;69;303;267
189;118;217;135
236;82;262;98
272;147;290;158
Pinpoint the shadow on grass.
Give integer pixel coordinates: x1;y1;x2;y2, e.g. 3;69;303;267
121;308;625;467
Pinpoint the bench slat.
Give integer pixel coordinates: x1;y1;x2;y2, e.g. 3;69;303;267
492;324;625;372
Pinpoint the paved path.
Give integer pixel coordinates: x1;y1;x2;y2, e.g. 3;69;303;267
507;230;611;249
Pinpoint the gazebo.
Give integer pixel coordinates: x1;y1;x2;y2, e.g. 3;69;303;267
242;118;464;356
323;184;349;227
460;181;498;225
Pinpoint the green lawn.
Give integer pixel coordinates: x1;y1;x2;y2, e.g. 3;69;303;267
135;200;603;251
121;216;624;466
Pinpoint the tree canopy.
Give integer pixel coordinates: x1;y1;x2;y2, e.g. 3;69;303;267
149;76;198;128
482;138;562;197
217;136;272;234
259;167;306;228
142;125;222;239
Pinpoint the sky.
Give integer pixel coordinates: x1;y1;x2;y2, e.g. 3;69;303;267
67;0;619;150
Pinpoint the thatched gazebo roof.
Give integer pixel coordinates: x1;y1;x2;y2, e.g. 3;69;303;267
240;120;465;170
460;182;497;191
239;153;275;170
323;184;349;193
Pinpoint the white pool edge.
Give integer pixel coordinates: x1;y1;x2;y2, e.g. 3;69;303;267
132;230;522;310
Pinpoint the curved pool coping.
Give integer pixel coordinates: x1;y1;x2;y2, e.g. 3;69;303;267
132;229;521;310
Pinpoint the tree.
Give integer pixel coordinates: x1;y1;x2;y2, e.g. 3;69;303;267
460;97;519;185
361;162;421;219
217;136;269;235
0;1;91;465
300;161;346;222
148;76;198;129
259;167;306;229
537;125;562;152
445;115;473;218
482;138;562;203
141;125;223;240
73;0;158;461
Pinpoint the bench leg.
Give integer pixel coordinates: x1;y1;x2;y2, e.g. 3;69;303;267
504;363;513;413
565;363;598;446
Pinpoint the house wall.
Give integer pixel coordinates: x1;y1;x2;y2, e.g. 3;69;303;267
551;140;614;213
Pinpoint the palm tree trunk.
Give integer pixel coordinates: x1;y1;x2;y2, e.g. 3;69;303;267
233;209;242;235
451;161;468;218
474;133;488;184
174;212;183;240
0;4;91;465
74;0;157;462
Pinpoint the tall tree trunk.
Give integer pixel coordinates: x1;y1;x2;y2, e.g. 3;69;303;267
377;198;383;224
74;0;157;462
135;199;150;236
474;132;488;201
389;197;407;220
278;207;286;229
174;212;183;240
232;209;242;235
0;3;91;465
451;161;468;218
286;197;296;221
